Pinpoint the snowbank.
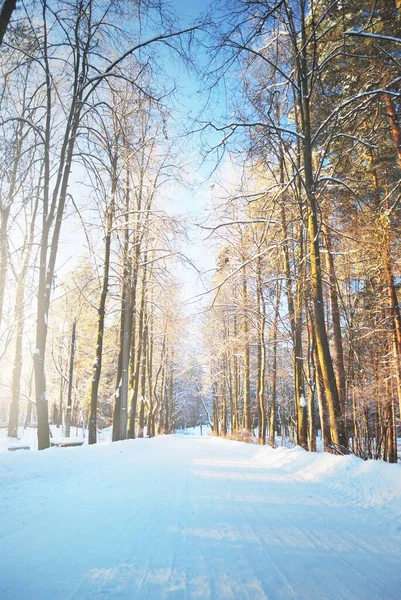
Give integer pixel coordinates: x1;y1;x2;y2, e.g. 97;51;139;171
253;444;401;527
0;424;113;452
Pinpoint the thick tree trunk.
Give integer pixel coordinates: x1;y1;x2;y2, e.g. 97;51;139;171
384;93;401;168
323;224;347;421
293;3;346;452
35;111;80;449
308;304;331;451
385;380;397;463
302;103;346;451
0;0;17;45
382;216;401;418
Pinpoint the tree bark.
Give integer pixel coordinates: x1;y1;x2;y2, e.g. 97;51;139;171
8;194;39;438
65;320;76;438
0;0;17;46
88;174;116;445
323;223;347;419
242;268;251;432
269;279;281;448
256;255;266;445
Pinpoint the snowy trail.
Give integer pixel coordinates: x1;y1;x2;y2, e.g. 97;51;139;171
0;435;400;600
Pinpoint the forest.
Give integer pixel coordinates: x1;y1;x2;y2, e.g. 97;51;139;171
0;0;400;462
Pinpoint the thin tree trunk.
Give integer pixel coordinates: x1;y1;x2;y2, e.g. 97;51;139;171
0;120;24;328
88;175;116;445
8;194;39;438
306;309;316;452
233;313;239;432
212;383;220;436
256;255;267;445
269;279;281;448
242;269;251;432
281;205;307;448
221;364;228;436
138;316;148;438
147;312;154;437
65;320;76;438
128;251;148;439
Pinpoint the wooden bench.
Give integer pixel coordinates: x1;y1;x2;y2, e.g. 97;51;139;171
8;445;30;451
50;440;84;448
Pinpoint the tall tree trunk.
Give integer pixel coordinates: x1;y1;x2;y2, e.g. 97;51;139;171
293;3;346;452
306;307;316;452
128;253;148;439
269;279;281;448
385;378;397;463
281;205;307;449
242;268;251;432
65;320;76;438
256;255;267;445
384;93;401;168
308;303;331;450
0;205;10;328
147;312;154;437
138;316;148;438
382;212;401;418
8;194;39;438
232;313;239;432
323;223;347;421
88;176;116;445
221;364;228;436
34;69;83;449
0;0;16;46
0;120;25;328
212;383;220;436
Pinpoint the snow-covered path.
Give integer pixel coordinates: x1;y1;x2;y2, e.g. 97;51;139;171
1;435;400;600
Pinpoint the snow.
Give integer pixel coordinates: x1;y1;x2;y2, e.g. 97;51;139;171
0;435;400;599
0;425;112;452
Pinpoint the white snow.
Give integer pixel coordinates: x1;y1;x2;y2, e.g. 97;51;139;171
0;436;400;599
0;425;112;452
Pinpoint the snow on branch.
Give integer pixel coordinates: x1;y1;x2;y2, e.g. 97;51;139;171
346;30;401;45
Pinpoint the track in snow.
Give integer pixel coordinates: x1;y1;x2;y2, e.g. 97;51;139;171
0;435;400;599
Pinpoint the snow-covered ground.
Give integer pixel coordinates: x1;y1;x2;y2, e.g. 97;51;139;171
0;435;400;599
0;424;113;452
